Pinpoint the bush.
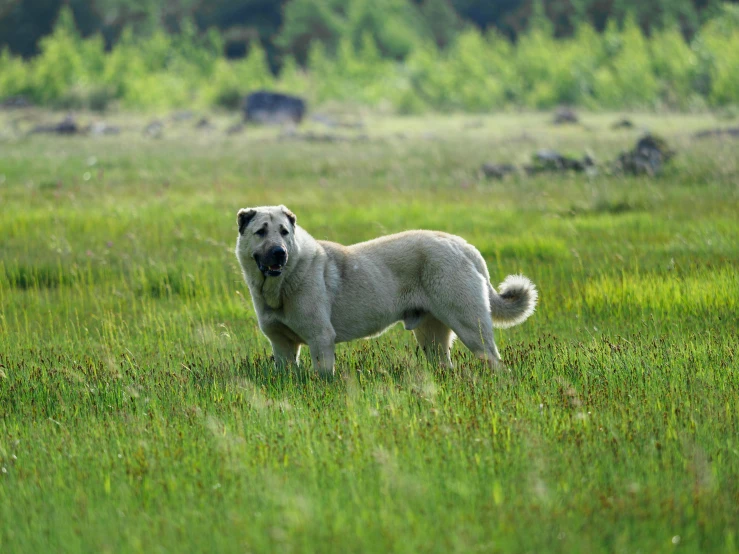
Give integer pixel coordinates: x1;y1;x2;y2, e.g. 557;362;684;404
593;16;660;108
0;48;33;99
31;6;85;103
650;26;699;107
695;4;739;106
445;29;508;111
123;73;193;110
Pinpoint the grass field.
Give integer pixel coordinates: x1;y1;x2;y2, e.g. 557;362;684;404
1;110;738;553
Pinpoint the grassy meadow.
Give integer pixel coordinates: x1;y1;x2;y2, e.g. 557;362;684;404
0;110;738;553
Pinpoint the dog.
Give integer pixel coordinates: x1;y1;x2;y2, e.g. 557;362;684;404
235;205;537;375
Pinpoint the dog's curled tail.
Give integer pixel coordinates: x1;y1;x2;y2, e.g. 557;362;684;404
489;274;538;328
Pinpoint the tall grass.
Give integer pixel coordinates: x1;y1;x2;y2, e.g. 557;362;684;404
1;112;738;553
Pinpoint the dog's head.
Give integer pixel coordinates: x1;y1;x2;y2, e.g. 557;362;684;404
236;205;297;277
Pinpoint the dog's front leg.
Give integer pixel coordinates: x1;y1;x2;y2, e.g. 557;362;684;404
269;335;301;368
307;330;336;377
261;323;301;369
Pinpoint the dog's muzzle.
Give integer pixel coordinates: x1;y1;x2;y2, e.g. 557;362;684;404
254;247;287;277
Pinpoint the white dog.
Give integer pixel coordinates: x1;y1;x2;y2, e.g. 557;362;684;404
235;205;537;375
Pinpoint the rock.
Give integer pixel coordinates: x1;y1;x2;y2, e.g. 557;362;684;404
481;163;517;179
1;96;33;109
195;117;215;130
312;113;365;129
552;107;579;125
278;131;369;143
244;91;306;125
614;134;675;176
279;130;338;142
143;120;164;139
534;149;567;168
225;122;245;135
611;118;635;130
170;110;195;122
525;149;595;174
692;127;739;140
463;120;485;130
31;114;79;135
89;122;121;136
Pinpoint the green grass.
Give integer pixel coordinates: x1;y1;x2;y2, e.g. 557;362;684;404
1;111;738;553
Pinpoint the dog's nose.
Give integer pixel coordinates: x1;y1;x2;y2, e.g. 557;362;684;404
270;246;287;261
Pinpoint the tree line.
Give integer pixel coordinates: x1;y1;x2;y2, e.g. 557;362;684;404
1;0;734;66
1;1;738;111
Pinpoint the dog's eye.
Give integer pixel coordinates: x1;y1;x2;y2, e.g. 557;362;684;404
255;229;266;237
280;229;289;237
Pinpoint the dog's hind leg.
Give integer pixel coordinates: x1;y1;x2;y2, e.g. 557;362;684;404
425;269;505;370
413;316;454;368
445;315;504;370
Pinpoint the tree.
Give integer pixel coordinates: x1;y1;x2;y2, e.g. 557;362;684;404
276;0;347;63
420;0;464;49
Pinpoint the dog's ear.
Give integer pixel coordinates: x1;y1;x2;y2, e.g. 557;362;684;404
280;205;297;227
237;208;257;234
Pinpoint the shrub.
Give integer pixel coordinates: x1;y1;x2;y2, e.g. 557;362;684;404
31;6;85;103
593;16;659;108
706;31;739;106
345;0;426;59
0;49;33;99
650;26;699;107
276;56;311;99
445;29;509;111
695;4;739;106
123;72;192;110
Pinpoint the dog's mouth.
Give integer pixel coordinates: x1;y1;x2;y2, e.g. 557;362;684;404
263;264;284;277
257;260;286;277
254;251;288;277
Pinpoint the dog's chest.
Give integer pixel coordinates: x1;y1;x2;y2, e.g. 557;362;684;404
259;276;283;309
256;300;308;344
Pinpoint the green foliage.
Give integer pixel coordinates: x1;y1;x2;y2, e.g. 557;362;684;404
100;28;143;99
205;59;246;109
2;3;739;112
650;26;699;108
53;84;116;112
705;30;739;106
406;30;512;112
345;0;427;59
0;49;32;99
123;72;193;110
515;27;569;108
696;4;739;106
299;33;399;109
31;6;86;103
277;0;347;62
278;0;427;64
419;0;463;49
203;40;275;109
593;16;660;109
447;30;509;111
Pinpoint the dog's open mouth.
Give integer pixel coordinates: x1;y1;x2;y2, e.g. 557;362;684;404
259;263;285;277
254;252;287;277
